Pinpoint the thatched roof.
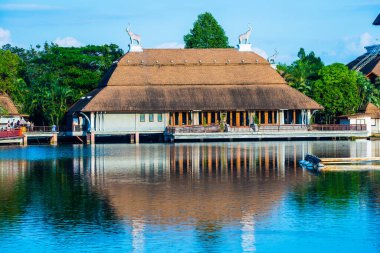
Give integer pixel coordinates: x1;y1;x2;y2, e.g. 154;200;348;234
0;93;19;115
343;103;380;119
374;14;380;25
70;48;322;112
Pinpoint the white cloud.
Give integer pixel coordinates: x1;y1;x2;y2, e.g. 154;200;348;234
252;47;268;60
345;32;377;55
0;28;11;46
54;37;81;47
0;4;62;11
155;42;185;49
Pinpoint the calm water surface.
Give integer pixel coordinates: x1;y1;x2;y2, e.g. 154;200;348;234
0;141;379;252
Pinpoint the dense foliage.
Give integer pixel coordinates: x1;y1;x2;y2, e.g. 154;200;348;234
310;64;361;122
277;48;324;96
278;48;380;123
184;12;230;48
0;43;123;125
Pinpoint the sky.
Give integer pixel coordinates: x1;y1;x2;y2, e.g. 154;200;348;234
0;0;379;64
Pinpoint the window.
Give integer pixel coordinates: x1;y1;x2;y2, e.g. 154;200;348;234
157;114;163;122
149;114;154;122
372;119;376;126
140;114;145;122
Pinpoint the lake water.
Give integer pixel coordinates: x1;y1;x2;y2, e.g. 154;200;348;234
0;141;379;252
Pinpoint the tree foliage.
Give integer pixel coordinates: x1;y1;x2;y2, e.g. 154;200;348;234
310;64;361;122
277;48;324;96
1;43;123;125
184;12;230;48
278;48;380;123
0;50;21;94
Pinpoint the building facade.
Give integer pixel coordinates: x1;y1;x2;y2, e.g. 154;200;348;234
340;103;380;135
68;46;322;136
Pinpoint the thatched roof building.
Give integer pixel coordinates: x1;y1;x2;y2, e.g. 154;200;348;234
340;103;380;134
0;93;19;115
343;103;380;119
70;49;321;113
68;47;322;136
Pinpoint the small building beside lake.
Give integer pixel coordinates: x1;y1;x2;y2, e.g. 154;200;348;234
340;103;380;135
0;93;21;129
67;45;322;137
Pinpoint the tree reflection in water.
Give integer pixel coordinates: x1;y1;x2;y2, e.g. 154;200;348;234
0;155;121;233
0;141;379;252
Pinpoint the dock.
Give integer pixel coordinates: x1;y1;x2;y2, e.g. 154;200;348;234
167;130;368;142
0;127;58;145
303;156;380;172
320;165;380;171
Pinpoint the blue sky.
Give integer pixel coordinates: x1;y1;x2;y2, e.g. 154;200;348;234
0;0;379;64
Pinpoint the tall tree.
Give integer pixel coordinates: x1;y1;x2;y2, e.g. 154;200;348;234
0;50;21;94
184;12;230;48
277;48;324;96
310;63;361;123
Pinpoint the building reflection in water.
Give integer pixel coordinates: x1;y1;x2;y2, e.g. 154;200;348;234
68;142;313;251
0;140;380;252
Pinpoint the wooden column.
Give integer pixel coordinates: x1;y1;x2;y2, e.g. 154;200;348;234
22;135;28;146
207;112;211;125
50;133;58;145
135;132;139;144
258;112;261;125
293;110;296;124
264;111;268;124
236;112;240;127
179;112;183;126
170;113;174;126
230;112;233;126
272;111;275;124
86;132;95;145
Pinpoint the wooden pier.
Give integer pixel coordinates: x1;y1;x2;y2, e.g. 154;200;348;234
166;130;368;142
303;156;380;172
0;127;58;145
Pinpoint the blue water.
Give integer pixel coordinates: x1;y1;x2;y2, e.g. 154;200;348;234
0;141;379;252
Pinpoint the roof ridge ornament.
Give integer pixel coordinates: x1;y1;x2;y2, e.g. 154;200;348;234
126;24;143;52
238;24;253;52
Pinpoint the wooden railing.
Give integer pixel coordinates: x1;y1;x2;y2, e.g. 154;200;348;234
258;125;307;132
27;126;59;132
0;129;23;138
166;124;367;134
166;125;221;134
309;124;366;131
72;125;85;132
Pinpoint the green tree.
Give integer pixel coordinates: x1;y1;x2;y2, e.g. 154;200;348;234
0;50;21;94
310;63;361;123
2;43;123;125
277;48;324;96
357;73;380;108
184;12;230;48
